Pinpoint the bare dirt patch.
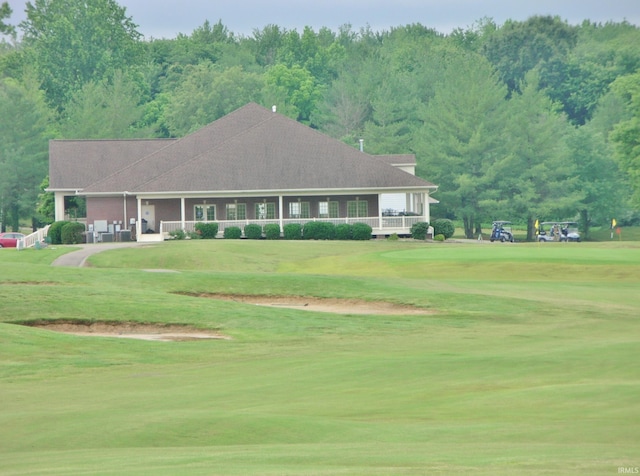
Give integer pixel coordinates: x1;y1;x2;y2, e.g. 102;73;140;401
182;293;433;315
19;320;228;342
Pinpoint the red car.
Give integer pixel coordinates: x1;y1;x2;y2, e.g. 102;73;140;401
0;232;25;248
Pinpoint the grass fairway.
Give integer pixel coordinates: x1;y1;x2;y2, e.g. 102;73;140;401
1;240;639;475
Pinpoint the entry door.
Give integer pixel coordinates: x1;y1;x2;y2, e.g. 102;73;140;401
141;204;156;232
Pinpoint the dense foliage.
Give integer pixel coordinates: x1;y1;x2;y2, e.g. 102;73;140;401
194;222;218;239
60;221;85;244
410;222;430;240
1;2;639;237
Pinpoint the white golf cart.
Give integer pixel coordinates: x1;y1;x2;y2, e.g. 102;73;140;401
538;221;580;242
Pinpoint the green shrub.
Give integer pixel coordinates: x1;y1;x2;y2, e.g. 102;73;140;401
432;218;455;239
244;223;263;240
264;224;281;240
318;222;336;240
434;234;445;242
223;226;242;239
283;223;303;240
169;229;186;240
387;233;399;241
302;221;321;240
195;222;218;239
303;221;336;240
410;221;430;240
61;222;85;244
351;223;372;240
48;221;70;245
335;223;352;240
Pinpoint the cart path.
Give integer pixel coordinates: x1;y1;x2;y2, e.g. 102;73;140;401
51;242;148;267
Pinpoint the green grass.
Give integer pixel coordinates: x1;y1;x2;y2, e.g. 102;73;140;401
1;240;639;475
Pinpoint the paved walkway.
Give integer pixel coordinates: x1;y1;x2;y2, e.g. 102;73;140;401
51;242;147;267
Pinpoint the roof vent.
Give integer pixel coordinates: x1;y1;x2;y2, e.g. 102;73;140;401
272;105;277;113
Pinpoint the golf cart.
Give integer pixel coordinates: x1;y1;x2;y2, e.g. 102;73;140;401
490;221;514;242
537;222;580;242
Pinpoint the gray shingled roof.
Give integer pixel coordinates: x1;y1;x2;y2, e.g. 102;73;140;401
49;139;175;190
52;103;436;195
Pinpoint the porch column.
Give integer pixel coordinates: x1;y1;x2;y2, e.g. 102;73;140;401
180;198;186;231
278;195;284;232
136;197;142;241
423;192;430;223
378;193;383;230
123;193;128;227
54;192;65;221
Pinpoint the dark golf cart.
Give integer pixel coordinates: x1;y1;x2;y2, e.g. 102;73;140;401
538;222;580;242
490;221;514;242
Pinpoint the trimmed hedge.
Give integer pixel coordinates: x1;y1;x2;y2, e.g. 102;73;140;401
432;218;455;239
61;222;85;244
303;221;336;240
410;221;430;240
244;223;263;239
283;223;302;240
48;220;70;245
335;223;352;240
264;224;281;240
195;222;218;239
351;223;373;240
223;226;242;239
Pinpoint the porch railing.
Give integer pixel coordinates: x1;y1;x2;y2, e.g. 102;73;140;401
17;224;51;250
159;216;423;237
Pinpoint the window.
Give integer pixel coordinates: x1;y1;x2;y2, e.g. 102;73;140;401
289;201;310;219
226;203;246;220
195;204;215;221
319;201;339;218
347;200;368;218
255;202;276;219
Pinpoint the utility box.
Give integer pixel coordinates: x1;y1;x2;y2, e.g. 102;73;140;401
101;233;114;243
119;230;131;242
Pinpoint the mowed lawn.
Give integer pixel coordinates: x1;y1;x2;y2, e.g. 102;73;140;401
1;239;639;475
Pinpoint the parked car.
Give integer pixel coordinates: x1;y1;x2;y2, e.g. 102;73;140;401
490;221;514;242
0;232;26;248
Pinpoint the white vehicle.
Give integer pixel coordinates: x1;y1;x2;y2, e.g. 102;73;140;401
538;222;580;242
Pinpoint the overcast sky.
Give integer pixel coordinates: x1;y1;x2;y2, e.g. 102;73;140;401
5;0;640;39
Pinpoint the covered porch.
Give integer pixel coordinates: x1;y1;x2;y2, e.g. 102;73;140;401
130;189;433;241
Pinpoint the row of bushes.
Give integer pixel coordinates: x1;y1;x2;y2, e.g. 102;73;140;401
47;221;85;244
410;219;455;240
172;221;375;241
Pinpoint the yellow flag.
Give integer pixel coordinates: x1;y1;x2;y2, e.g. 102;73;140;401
534;219;539;229
612;218;617;228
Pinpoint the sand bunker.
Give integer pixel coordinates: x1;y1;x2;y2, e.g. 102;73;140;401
21;320;227;342
17;296;432;341
185;293;433;315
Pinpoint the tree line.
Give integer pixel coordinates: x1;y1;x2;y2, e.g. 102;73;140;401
1;0;639;239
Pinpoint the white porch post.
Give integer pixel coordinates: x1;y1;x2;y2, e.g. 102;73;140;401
378;193;383;230
180;198;186;230
278;195;284;232
423;192;430;223
123;193;128;227
136;197;142;241
54;192;65;221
